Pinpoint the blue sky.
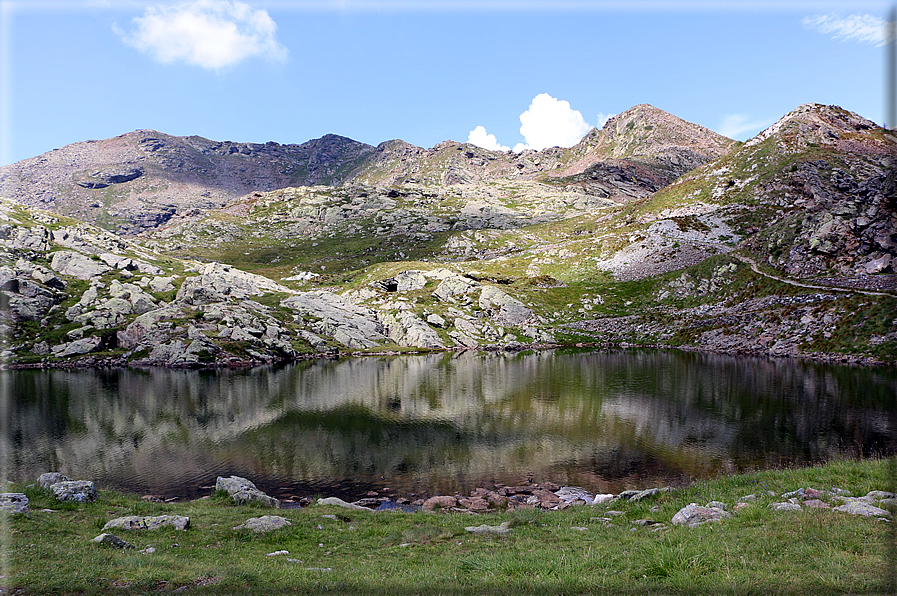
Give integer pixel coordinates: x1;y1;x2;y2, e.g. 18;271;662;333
0;0;891;165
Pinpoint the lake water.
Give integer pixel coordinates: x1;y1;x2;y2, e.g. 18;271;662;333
5;349;896;502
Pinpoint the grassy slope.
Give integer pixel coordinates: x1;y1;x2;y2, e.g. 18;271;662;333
6;459;895;595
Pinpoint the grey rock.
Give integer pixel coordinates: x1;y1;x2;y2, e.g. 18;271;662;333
177;262;291;305
671;503;731;527
377;311;446;348
52;335;102;358
216;475;259;494
706;501;727;510
149;276;177;293
49;250;112;280
315;497;371;511
102;515;190;531
433;275;479;301
38;472;72;489
479;286;534;326
216;475;280;508
93;533;135;549
233;515;292;533
0;493;29;514
465;522;511;535
769;502;802;512
394;270;427;292
833;501;892;517
283;291;387;349
231;489;280;509
51;480;98;503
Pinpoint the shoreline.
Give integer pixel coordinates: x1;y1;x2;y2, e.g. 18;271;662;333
4;340;896;371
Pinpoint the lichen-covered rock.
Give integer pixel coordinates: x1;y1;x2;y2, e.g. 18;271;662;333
671;503;731;527
0;493;29;514
51;480;98;503
102;515;190;531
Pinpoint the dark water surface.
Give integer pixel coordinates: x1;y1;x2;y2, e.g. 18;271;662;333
7;349;896;502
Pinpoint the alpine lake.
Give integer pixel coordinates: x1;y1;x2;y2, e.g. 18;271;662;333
7;349;896;503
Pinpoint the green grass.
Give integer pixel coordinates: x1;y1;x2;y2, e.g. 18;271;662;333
5;458;895;595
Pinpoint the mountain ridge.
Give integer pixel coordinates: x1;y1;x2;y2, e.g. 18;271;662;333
0;102;894;368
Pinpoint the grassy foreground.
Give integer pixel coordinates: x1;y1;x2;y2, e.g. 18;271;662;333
4;459;896;595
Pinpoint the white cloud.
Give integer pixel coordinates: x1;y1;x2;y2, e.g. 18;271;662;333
802;13;885;46
115;0;289;70
718;114;773;140
596;112;614;128
467;125;509;152
513;93;591;152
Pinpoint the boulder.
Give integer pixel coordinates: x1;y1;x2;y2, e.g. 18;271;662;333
38;472;71;489
394;270;427;292
233;516;292;533
769;502;802;512
177;262;291;305
377;311;446;348
0;493;29;514
51;480;98;503
216;475;280;508
49;251;112;280
671;503;731;528
102;515;190;531
433;275;479;301
478;286;534;326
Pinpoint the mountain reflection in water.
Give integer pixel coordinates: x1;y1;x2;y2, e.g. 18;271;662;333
7;349;896;501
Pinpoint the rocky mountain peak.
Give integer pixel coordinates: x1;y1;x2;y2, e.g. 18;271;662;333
745;103;880;149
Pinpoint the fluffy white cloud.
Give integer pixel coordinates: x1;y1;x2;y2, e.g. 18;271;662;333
802;13;885;46
467;125;509;152
718;114;773;140
513;93;591;152
115;0;289;70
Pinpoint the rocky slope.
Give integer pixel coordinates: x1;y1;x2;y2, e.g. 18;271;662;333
0;105;732;236
0;103;894;368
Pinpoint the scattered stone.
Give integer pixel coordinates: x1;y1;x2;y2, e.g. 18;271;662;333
671;503;731;528
865;491;897;500
769;502;802;512
266;550;289;557
0;493;29;514
102;515;190;532
571;526;588;531
233;516;292;533
93;533;135;549
802;499;831;509
51;480;97;503
833;501;892;517
604;510;625;517
465;522;511;535
592;494;616;504
140;547;156;554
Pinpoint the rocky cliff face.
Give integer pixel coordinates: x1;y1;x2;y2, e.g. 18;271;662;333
1;103;894;368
